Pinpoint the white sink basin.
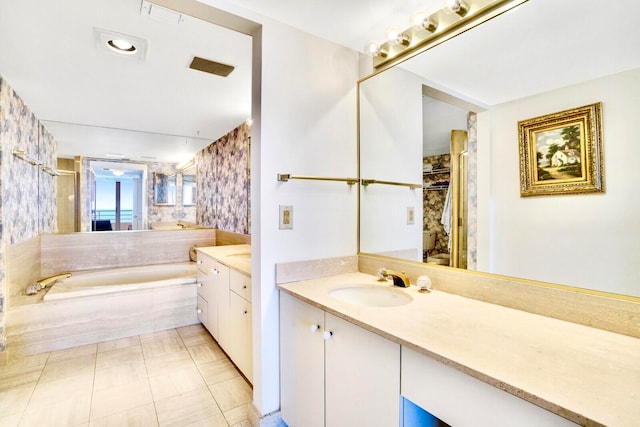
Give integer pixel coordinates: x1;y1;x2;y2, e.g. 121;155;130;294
329;286;412;307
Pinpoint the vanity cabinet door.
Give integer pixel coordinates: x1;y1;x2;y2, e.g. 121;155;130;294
228;290;252;382
212;262;230;344
280;292;400;427
280;292;325;427
325;313;400;427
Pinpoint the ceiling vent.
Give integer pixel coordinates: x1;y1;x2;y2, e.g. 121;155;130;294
189;57;234;77
140;0;183;24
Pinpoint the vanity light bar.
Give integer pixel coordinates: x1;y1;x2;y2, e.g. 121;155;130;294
369;0;528;70
277;174;359;186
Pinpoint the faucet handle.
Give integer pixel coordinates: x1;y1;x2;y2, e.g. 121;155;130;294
376;268;388;281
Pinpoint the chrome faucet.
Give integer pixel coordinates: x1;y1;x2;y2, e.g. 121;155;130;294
376;268;410;288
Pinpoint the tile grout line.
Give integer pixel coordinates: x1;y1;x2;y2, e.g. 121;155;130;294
15;351;50;427
179;326;232;426
139;332;163;427
86;345;98;425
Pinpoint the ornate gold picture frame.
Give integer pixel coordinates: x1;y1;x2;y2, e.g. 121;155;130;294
518;102;604;197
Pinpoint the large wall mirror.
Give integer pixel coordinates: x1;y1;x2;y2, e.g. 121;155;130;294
0;0;252;235
359;0;640;298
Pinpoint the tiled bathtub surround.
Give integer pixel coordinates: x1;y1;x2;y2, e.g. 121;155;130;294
0;77;57;350
3;229;252;355
196;122;250;234
4;228;216;308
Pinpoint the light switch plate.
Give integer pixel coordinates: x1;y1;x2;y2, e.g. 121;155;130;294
407;206;415;225
279;205;293;229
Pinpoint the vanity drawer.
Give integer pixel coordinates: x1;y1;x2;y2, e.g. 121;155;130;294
196;295;208;325
229;269;251;302
197;253;217;274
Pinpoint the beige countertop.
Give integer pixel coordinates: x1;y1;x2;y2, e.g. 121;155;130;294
196;244;251;276
278;272;640;426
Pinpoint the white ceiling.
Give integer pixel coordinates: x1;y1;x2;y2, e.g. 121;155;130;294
1;0;638;163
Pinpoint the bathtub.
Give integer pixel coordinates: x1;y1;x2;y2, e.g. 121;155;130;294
43;262;197;301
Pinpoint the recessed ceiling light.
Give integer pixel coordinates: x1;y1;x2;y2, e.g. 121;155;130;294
107;39;137;55
94;28;148;61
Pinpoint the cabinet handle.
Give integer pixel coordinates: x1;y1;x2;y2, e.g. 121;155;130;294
243;285;247;289
197;260;203;264
310;324;320;333
197;283;203;287
197;309;203;314
243;310;248;315
211;268;218;274
323;331;333;340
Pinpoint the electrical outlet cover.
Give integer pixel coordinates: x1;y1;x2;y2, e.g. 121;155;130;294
407;206;415;225
279;205;293;229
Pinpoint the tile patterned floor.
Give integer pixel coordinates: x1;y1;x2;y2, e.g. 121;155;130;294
0;324;253;427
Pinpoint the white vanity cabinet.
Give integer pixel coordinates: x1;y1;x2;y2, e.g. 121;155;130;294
280;292;400;427
196;248;252;383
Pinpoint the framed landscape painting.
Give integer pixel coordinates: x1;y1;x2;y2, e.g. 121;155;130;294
518;102;605;197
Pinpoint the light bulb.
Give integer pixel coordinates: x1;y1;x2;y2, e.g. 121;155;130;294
385;27;402;44
411;12;438;33
444;0;470;17
385;27;411;47
364;40;380;56
107;39;137;54
364;40;388;58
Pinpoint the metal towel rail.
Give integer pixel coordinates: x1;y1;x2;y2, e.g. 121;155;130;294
361;179;422;189
12;150;61;176
12;150;41;165
277;174;359;186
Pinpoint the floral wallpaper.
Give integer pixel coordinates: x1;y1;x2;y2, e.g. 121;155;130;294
423;153;451;257
38;122;57;234
196;122;250;234
0;77;57;350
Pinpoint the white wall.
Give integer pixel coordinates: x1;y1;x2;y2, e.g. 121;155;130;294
423;96;468;157
477;68;640;296
359;66;423;259
253;22;359;415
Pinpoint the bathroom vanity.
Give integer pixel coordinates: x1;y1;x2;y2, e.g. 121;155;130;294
278;270;640;426
196;244;252;382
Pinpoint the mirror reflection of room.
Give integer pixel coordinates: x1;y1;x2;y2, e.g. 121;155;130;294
90;161;146;231
422;95;470;267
